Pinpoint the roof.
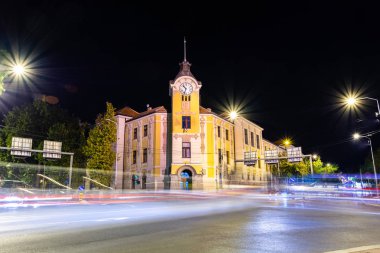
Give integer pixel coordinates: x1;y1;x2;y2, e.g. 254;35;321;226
199;106;215;115
116;106;139;117
262;138;278;147
174;60;195;80
117;106;167;123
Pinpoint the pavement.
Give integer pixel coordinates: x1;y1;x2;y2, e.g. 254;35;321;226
325;245;380;253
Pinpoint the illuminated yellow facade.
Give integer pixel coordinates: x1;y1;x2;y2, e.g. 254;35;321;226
113;58;279;190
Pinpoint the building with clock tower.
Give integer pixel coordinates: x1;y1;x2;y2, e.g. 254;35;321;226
112;42;283;190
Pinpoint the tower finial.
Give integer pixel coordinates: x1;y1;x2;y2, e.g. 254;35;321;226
184;36;187;62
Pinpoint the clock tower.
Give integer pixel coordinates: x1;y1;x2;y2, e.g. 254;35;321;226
169;39;203;189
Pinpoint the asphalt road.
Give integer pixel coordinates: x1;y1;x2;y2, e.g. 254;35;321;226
0;193;379;253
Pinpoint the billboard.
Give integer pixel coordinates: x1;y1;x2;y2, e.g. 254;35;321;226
244;151;257;166
287;147;302;162
264;149;279;164
11;137;32;157
43;140;62;159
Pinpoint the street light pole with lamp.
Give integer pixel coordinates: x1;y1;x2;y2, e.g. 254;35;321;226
353;132;378;194
105;118;119;190
228;110;238;186
347;96;380;118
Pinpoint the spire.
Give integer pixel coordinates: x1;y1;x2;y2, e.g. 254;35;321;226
184;37;187;62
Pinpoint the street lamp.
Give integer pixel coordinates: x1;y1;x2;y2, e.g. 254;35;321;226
353;132;378;193
105;118;119;190
0;63;27;95
12;64;25;75
282;138;292;147
346;96;380;117
229;111;238;121
312;154;318;160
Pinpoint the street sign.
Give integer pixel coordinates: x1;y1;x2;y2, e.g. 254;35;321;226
11;137;32;157
287;147;302;163
264;149;279;164
43;140;62;159
244;151;257;166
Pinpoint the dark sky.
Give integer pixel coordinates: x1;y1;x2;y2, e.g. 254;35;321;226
1;1;380;171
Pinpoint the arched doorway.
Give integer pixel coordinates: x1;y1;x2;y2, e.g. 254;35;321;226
180;169;193;190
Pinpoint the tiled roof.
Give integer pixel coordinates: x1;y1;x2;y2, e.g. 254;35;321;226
117;106;167;122
116;106;139;117
199;106;215;114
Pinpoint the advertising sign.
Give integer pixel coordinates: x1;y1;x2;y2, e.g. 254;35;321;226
264;149;279;164
244;151;257;166
11;137;33;157
287;147;302;162
43;140;62;159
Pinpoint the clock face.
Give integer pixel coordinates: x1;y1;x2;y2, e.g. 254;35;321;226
179;82;193;95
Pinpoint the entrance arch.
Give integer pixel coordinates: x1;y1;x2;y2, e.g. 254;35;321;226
178;166;195;190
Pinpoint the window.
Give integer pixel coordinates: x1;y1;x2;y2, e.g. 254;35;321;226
218;149;222;164
226;129;229;140
226;151;230;164
133;128;137;139
244;129;248;145
143;125;148;137
256;134;260;149
182;95;191;101
182;142;191;158
182;116;191;129
132;150;137;164
143;148;147;163
217;126;221;137
251;132;254;147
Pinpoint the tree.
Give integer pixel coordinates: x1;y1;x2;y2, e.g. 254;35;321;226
0;100;86;186
311;158;324;174
304;157;339;175
362;147;380;174
294;160;309;176
0;50;13;95
83;102;116;187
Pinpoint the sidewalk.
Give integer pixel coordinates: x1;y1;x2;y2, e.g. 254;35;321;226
325;245;380;253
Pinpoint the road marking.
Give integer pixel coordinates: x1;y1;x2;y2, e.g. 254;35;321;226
325;244;380;253
45;217;130;225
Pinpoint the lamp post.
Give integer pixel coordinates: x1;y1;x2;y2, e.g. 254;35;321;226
353;132;378;194
229;110;238;187
105;118;119;190
347;96;380;117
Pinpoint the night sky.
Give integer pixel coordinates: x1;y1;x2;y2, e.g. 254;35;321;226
1;1;380;171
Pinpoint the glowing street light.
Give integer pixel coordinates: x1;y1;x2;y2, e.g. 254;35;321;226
346;96;380;117
353;133;360;140
229;111;238;121
312;154;318;160
12;64;25;75
0;62;28;95
282;138;292;147
347;97;357;106
352;132;378;193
